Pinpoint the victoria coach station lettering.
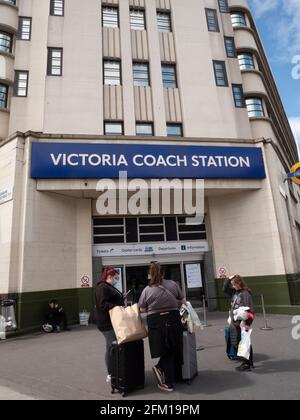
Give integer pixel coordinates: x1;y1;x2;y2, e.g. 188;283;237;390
31;143;266;180
50;153;252;169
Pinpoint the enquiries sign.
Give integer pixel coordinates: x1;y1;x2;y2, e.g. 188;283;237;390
31;142;266;180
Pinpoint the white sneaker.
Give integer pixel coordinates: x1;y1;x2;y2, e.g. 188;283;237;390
106;375;112;383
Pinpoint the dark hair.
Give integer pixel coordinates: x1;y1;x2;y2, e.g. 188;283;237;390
101;267;118;282
230;275;252;293
149;262;163;287
49;300;57;305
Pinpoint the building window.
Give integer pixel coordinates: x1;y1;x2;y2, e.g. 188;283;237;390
14;71;29;97
104;60;121;85
218;0;229;13
238;53;255;70
130;9;146;31
213;61;228;86
104;122;123;135
231;12;247;27
3;0;16;4
167;124;182;137
0;84;8;109
136;123;153;136
162;64;177;88
50;0;64;16
93;218;125;244
245;97;264;118
47;48;63;76
177;217;207;241
157;12;172;32
18;17;32;41
0;31;13;54
102;6;119;28
224;37;236;58
232;84;245;108
133;62;150;87
206;9;220;32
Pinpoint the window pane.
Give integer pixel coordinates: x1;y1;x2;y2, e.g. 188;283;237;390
51;0;64;16
136;123;153;136
206;9;219;32
19;17;32;40
104;122;123;135
213;61;228;86
15;71;29;97
48;48;63;76
0;32;13;53
157;12;171;32
162;65;177;88
167;124;182;137
225;37;236;58
231;13;247;27
238;53;255;70
130;9;145;31
232;84;245;108
245;98;264;118
0;84;8;109
104;61;121;85
218;0;229;13
133;63;150;86
102;7;119;28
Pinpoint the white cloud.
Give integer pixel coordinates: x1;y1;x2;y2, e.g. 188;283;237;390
250;0;300;60
289;117;300;155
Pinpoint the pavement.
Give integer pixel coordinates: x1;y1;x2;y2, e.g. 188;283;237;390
0;312;299;400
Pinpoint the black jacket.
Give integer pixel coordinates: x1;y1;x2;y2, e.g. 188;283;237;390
95;282;124;332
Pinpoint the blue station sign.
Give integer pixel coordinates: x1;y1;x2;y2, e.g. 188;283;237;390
31;142;266;180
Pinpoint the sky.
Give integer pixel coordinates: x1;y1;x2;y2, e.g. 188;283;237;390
248;0;300;154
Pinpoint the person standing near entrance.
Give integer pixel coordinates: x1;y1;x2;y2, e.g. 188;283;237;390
223;274;255;372
138;262;186;392
95;267;126;383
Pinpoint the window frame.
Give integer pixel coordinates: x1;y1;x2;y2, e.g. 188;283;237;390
102;6;119;28
0;31;13;54
0;83;8;109
161;64;177;89
218;0;229;13
17;17;32;41
50;0;65;17
231;12;247;28
213;60;229;87
136;122;154;136
14;70;29;97
133;62;150;87
130;8;146;31
237;52;255;70
47;47;63;76
224;36;236;58
205;8;220;32
157;11;172;32
103;60;122;86
166;123;183;137
104;121;124;136
245;97;265;118
232;84;245;108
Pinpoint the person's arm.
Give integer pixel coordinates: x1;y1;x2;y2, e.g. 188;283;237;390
96;284;116;312
175;283;187;306
138;289;147;313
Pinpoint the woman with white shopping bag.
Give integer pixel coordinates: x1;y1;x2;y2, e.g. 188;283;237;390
95;267;130;383
223;274;255;372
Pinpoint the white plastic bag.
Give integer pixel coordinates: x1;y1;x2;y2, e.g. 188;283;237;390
237;327;252;360
180;301;203;333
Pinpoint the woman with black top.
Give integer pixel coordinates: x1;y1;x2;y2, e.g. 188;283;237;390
95;267;128;383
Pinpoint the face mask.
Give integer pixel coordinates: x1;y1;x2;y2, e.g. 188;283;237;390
112;277;119;286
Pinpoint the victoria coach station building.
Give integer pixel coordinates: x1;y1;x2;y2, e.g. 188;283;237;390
1;133;300;332
1;0;300;332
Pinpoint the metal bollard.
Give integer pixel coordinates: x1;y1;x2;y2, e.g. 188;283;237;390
260;295;273;331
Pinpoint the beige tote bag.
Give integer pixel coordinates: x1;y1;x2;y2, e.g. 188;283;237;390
109;304;148;345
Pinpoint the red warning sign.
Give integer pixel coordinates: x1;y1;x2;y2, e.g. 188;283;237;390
81;276;91;288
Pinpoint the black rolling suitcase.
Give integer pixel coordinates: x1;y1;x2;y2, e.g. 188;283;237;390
111;340;145;397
